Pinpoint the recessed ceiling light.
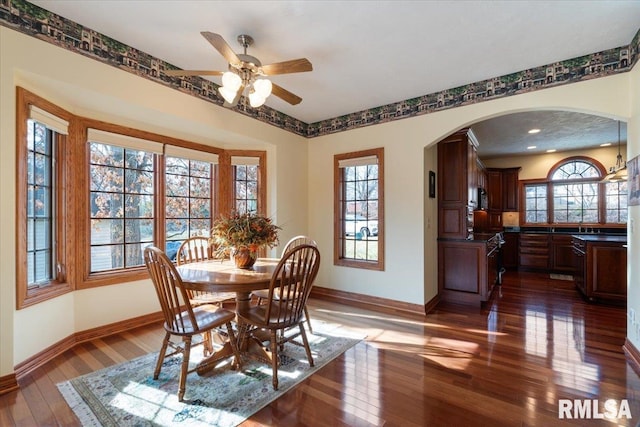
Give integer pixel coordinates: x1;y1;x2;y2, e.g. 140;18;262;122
600;143;612;147
546;149;557;153
528;129;541;134
527;146;537;150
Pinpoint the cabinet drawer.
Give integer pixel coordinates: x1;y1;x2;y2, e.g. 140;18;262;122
519;254;549;269
519;246;549;255
520;234;549;246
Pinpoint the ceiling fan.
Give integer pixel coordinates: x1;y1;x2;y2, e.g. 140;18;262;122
165;32;312;108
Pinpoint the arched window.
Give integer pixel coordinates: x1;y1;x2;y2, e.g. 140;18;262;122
550;159;601;223
522;157;627;225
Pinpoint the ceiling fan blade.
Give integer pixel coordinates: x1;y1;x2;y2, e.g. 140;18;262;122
201;31;241;66
260;58;313;75
271;83;302;105
165;70;224;77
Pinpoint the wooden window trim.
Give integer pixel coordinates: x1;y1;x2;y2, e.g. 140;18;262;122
226;150;267;216
16;88;74;309
334;148;385;271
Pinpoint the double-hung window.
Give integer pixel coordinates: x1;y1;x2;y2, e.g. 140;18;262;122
17;95;72;308
17;88;270;300
334;148;384;270
87;129;162;273
231;154;264;214
165;146;218;258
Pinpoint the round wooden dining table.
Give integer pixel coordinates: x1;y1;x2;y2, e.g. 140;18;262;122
176;258;280;374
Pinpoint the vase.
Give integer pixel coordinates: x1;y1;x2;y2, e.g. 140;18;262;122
232;247;258;269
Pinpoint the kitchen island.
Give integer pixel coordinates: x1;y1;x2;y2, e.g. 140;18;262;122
572;234;627;304
438;233;501;305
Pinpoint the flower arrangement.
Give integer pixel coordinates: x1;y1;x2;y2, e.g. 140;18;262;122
210;211;281;258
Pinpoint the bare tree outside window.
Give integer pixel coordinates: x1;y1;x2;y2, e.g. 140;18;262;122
89;142;154;272
234;164;259;214
523;157;626;225
165;157;213;259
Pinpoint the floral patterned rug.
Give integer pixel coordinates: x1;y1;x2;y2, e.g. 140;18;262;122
57;321;362;426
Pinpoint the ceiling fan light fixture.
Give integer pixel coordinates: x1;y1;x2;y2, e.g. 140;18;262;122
253;79;273;98
219;85;240;104
248;90;266;108
221;71;242;91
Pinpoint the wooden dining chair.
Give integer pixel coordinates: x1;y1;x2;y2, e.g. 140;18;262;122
237;244;321;390
177;236;236;307
252;235;317;333
144;246;240;402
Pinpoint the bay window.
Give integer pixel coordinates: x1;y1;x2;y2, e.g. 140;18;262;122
17;87;267;304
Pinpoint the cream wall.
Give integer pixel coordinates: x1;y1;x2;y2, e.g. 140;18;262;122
1;25;639;379
483;145;625;180
0;28;308;375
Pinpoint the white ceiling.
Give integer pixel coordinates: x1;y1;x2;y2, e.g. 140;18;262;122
28;0;640;156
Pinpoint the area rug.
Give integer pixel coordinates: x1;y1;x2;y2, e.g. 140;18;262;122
57;321;362;427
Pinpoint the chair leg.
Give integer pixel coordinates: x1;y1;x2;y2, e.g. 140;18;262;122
304;306;313;334
203;330;213;357
298;323;314;367
225;321;242;370
154;331;171;379
270;329;279;390
178;336;192;402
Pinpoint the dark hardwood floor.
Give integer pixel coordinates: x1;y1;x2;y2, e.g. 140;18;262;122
1;270;638;426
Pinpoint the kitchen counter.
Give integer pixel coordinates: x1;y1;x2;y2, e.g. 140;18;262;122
571;234;627;243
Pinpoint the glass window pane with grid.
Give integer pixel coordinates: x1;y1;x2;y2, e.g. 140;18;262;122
89;142;155;272
553;182;599;223
605;181;628;223
26;120;55;286
524;184;547;223
234;164;258;214
341;163;379;261
165;157;213;257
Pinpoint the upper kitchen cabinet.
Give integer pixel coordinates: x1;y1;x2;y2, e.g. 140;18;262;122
484;167;521;231
501;168;520;212
437;128;479;240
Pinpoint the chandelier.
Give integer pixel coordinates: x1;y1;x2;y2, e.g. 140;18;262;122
602;121;627;182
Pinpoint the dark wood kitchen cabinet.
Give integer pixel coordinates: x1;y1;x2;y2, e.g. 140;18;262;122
437;128;479;240
551;234;574;273
501;168;520;212
519;233;549;270
572;235;627;304
438;237;498;305
485;167;520;231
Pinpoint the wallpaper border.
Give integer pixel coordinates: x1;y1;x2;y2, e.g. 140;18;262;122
1;0;638;139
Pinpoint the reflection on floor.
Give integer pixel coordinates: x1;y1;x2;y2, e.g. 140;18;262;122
302;270;639;426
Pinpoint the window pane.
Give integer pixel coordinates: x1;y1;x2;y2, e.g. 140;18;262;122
233;163;259;214
165;156;213;249
26;120;55;286
524;184;547;224
339;155;380;262
90;142;155;272
605;181;627;223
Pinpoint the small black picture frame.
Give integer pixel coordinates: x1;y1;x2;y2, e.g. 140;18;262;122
429;171;436;198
